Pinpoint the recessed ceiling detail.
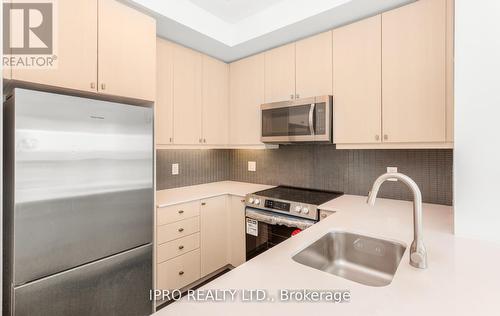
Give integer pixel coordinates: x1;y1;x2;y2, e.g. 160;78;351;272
125;0;414;62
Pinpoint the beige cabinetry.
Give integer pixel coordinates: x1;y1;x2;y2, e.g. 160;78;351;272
295;31;333;98
155;194;248;292
156;200;201;291
200;196;229;277
156;38;174;145
172;45;203;144
381;0;447;143
98;0;156;101
229;54;265;145
202;56;229;145
332;15;382;144
228;196;246;267
11;0;98;93
8;0;156;101
157;249;201;291
264;43;296;103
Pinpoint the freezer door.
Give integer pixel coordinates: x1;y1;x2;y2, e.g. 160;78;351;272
11;89;153;284
13;244;153;316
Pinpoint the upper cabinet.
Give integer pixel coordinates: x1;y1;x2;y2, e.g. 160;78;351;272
172;45;203;145
8;0;156;101
333;15;382;144
11;0;98;93
295;31;333;99
381;0;446;143
202;55;229;145
229;54;265;145
264;43;296;103
98;0;156;101
156;38;174;145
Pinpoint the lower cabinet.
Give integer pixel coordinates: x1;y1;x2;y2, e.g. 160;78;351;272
156;195;246;293
200;196;229;277
228;196;246;267
157;249;201;291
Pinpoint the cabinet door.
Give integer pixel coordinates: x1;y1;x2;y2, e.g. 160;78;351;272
173;45;203;144
228;196;246;267
200;196;228;277
98;0;156;101
156;38;174;145
333;15;382;144
11;0;97;92
295;31;333;98
229;54;265;145
202;55;229;145
382;0;446;143
264;43;296;103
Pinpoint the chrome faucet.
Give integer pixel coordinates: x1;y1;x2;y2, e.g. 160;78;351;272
367;172;427;269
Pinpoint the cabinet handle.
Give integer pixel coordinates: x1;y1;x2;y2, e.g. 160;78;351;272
178;271;184;276
295;94;300;99
290;94;294;100
375;135;380;141
384;134;388;140
178;228;184;232
178;245;184;250
101;83;106;90
240;199;245;203
203;138;207;143
169;137;173;143
178;210;184;214
201;202;206;206
90;82;95;89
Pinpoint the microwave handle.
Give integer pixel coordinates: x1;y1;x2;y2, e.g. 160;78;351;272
309;103;315;135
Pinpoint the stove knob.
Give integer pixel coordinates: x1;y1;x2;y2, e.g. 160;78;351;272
294;206;302;213
254;199;260;205
248;198;255;204
302;207;310;214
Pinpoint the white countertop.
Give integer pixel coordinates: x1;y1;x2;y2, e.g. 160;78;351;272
154;183;500;316
156;181;274;207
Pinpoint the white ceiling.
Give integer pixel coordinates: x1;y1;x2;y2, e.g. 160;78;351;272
188;0;286;24
124;0;415;62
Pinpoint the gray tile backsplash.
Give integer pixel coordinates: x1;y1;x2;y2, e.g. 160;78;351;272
157;146;453;205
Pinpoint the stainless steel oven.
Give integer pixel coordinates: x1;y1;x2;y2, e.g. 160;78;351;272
261;95;333;143
244;186;343;261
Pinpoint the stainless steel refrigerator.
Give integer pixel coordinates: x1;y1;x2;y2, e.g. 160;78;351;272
3;88;154;316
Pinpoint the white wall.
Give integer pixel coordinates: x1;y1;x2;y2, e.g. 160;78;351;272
454;0;500;243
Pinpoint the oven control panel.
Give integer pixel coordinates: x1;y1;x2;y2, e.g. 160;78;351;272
264;199;290;212
245;194;318;220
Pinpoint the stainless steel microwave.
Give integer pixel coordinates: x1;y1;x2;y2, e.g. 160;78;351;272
261;95;333;143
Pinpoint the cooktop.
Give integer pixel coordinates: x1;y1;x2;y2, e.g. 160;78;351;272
252;186;343;206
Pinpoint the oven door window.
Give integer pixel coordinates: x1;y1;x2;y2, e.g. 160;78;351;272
246;220;299;260
262;105;312;137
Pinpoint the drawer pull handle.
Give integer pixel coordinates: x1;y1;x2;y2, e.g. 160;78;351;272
201;202;206;206
178;245;184;250
178;210;184;214
178;228;184;232
178;271;184;276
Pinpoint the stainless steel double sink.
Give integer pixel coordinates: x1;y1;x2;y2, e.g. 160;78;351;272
292;231;407;287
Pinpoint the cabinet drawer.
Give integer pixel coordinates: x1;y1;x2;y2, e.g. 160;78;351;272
157;201;200;226
157;233;200;263
157;249;200;290
157;217;200;244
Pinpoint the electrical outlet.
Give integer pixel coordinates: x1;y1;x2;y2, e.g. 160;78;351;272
387;167;397;181
172;163;179;175
248;161;256;172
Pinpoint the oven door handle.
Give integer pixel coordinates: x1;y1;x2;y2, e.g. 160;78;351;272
309;103;315;136
246;208;316;230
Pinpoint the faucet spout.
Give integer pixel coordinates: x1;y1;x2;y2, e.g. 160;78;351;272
366;172;427;269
